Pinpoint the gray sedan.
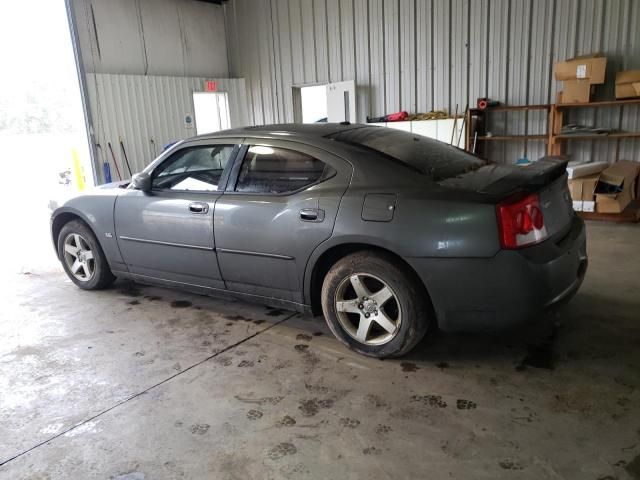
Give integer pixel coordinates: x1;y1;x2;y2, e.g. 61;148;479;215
51;123;587;357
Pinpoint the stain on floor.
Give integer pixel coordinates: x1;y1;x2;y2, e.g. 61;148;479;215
516;328;557;371
266;442;297;460
626;454;640;479
189;424;210;435
456;399;477;410
400;362;419;373
170;300;192;309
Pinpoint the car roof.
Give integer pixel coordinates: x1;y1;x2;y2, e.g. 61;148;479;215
193;122;368;141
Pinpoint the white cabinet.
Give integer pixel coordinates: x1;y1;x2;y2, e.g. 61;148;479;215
365;119;465;149
385;121;412;132
411;120;438;139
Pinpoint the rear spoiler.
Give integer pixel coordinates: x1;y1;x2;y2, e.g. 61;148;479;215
479;156;568;196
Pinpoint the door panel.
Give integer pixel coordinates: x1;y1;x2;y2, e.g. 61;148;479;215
215;193;325;301
114;140;241;289
115;190;223;288
327;80;356;123
214;141;351;304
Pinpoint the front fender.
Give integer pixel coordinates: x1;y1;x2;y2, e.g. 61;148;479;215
51;193;124;270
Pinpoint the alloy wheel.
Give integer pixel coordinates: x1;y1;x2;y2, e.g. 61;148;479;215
63;233;95;282
334;273;402;345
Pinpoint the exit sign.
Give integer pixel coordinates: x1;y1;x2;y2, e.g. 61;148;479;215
205;80;217;92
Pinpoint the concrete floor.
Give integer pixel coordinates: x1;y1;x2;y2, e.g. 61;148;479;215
0;221;639;480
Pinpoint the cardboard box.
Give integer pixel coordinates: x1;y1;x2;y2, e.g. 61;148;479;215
594;161;640;213
561;79;594;103
615;70;640;99
569;174;599;212
554;53;607;84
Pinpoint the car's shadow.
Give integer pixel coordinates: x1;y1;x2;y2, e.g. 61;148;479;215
400;291;640;371
110;279;640;372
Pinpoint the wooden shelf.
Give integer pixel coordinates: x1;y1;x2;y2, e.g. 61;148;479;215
548;99;640;156
476;134;547;141
556;98;640;108
555;132;640;140
578;200;640;223
466;104;550;154
470;104;551;113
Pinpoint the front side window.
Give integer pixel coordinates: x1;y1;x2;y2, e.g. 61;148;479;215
152;144;236;191
235;145;335;194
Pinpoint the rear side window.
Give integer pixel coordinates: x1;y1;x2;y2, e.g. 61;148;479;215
235;146;335;194
329;127;486;181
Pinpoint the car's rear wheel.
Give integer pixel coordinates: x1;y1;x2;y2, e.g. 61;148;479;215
58;220;115;290
321;251;430;358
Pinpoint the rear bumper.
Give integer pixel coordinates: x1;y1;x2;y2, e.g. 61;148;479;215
407;215;587;332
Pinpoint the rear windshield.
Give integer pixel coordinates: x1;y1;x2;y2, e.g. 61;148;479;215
329;126;487;181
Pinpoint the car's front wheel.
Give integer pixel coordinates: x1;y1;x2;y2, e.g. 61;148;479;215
57;220;116;290
321;251;430;358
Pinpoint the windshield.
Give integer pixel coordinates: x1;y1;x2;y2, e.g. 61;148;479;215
329;126;487;181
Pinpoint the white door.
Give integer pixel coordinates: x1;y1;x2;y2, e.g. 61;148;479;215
326;80;356;123
193;92;230;135
299;85;328;123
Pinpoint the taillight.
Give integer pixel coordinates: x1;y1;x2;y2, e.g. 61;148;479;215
497;193;548;249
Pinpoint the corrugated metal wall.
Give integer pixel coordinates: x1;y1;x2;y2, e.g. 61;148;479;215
224;0;640;164
86;74;249;180
72;0;228;77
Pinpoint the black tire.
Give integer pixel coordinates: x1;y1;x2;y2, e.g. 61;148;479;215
321;251;430;358
57;220;116;290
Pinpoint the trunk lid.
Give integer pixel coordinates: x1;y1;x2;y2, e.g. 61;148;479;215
537;174;574;240
440;157;574;239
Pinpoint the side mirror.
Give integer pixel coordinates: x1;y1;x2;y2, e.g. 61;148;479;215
131;172;151;192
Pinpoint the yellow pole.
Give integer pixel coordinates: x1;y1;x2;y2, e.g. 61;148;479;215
71;148;85;191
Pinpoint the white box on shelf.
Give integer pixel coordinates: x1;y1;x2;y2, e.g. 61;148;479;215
386;121;412;132
411;120;438;139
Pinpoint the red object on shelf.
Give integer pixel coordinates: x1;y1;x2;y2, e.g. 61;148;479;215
477;97;499;110
385;111;409;122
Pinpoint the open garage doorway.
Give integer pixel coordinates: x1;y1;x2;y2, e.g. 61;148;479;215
0;0;93;274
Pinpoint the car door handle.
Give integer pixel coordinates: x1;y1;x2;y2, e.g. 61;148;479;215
189;202;209;214
299;208;325;222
